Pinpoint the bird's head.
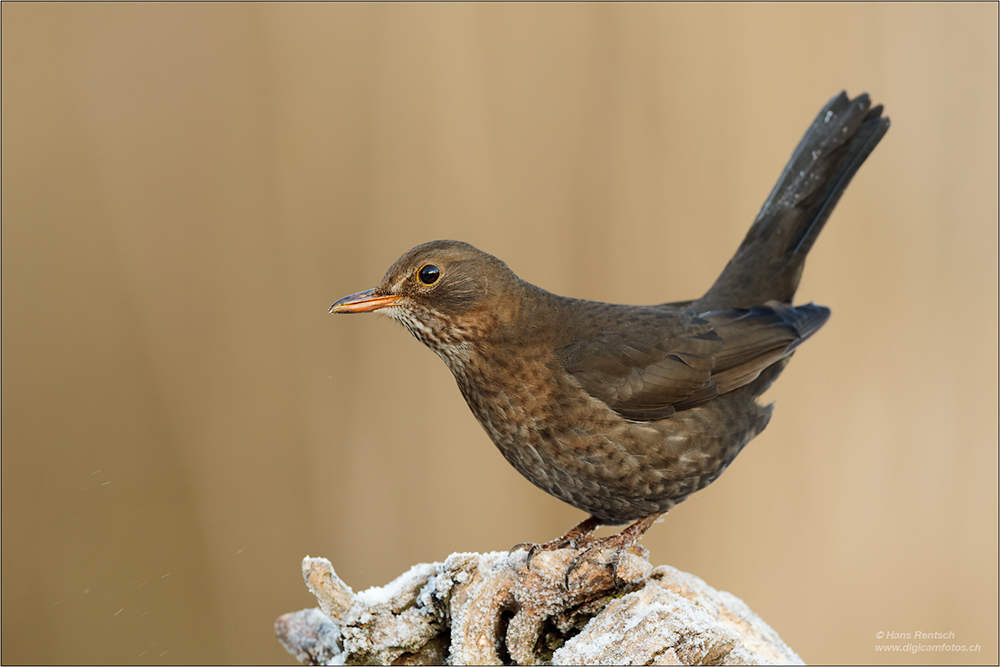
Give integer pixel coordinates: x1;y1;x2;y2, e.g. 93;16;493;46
329;240;524;349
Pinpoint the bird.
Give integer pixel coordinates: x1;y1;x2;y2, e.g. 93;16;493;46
330;91;889;585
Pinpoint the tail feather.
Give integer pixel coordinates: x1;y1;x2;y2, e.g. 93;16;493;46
697;92;890;311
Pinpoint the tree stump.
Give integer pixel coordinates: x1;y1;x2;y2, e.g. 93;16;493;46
275;548;802;665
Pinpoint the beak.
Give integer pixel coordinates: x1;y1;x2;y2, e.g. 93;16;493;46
329;288;402;314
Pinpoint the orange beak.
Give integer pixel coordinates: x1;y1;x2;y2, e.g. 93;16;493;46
329;289;402;314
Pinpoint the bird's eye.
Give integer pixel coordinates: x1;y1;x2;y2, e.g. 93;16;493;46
418;264;440;285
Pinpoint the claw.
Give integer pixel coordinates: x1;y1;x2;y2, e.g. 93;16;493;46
507;516;602;572
562;540;618;589
564;548;588;589
561;513;663;589
508;541;532;557
508;541;546;570
510;514;661;588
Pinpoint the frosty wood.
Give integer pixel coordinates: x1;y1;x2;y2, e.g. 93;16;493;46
275;549;802;665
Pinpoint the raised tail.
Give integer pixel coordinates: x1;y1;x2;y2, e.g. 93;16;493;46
697;92;890;311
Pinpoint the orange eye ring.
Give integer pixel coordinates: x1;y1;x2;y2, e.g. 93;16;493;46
418;264;440;285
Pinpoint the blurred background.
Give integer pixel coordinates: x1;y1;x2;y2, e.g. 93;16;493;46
2;3;997;665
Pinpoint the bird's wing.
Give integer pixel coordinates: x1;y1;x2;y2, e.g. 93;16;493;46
556;302;829;421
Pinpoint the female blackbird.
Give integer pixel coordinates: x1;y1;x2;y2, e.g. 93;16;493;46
331;92;889;583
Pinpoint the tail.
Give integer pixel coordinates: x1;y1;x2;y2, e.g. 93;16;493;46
697;92;890;311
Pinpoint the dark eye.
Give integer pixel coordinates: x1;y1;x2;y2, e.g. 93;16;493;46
418;264;440;285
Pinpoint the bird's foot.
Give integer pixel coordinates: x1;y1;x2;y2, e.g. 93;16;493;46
508;516;602;571
563;513;662;589
510;513;662;589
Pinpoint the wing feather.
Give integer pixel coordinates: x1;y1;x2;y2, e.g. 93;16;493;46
556;302;829;421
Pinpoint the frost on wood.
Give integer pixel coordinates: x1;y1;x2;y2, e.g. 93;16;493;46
275;548;803;665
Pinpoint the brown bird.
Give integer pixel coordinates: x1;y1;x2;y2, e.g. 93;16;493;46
331;92;889;585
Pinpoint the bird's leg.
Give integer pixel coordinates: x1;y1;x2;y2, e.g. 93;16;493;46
564;513;662;589
509;516;602;570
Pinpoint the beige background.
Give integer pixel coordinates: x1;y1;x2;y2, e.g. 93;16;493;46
2;3;997;665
